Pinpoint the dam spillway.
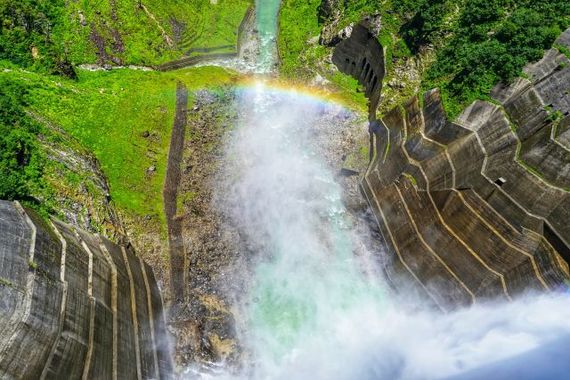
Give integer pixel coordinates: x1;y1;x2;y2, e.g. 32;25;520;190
361;29;570;307
183;5;570;377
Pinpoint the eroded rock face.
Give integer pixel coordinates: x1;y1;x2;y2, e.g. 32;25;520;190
318;0;343;22
359;29;570;310
28;111;125;241
320;23;353;47
0;201;172;379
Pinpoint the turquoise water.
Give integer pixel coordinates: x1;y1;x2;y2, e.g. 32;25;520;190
254;0;281;72
241;3;392;370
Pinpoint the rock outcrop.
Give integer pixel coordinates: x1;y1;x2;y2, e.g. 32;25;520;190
334;26;570;310
27;111;125;241
318;0;343;22
0;200;172;379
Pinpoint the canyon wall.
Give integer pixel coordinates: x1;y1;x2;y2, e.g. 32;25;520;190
336;27;570;310
0;200;172;379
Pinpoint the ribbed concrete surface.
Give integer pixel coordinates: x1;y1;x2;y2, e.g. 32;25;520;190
362;29;570;309
0;200;172;379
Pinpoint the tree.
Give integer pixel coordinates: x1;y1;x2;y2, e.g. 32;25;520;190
0;77;44;201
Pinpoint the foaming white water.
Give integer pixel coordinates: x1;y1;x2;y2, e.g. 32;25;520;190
207;83;570;380
271;294;570;380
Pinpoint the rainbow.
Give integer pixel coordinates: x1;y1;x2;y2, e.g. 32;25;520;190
233;76;368;113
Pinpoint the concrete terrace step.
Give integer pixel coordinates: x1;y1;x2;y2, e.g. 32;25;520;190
395;179;508;301
364;173;474;309
436;189;548;295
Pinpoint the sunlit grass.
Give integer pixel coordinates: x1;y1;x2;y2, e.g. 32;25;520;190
4;66;240;228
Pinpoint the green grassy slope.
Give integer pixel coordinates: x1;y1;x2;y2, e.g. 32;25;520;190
0;0;248;229
278;0;322;76
62;0;251;64
1;66;239;227
1;0;251;73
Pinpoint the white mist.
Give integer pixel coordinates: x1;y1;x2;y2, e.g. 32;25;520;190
206;83;570;380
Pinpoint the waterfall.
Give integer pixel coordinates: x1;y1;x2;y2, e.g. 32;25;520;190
186;1;570;379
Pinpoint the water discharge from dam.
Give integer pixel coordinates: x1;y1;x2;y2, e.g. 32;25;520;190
189;2;570;379
254;0;280;73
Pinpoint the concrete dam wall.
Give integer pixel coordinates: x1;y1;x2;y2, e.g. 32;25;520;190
334;26;570;310
332;22;385;120
0;200;172;379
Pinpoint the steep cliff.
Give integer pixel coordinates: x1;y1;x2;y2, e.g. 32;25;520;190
0;200;172;379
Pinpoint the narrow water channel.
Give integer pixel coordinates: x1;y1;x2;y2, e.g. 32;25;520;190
254;0;281;73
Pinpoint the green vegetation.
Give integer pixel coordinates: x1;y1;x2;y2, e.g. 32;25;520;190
277;1;388;64
403;172;418;187
278;0;323;76
278;0;384;110
422;0;570;118
1;65;239;226
278;0;570;118
329;72;369;110
398;0;457;54
546;106;564;122
279;0;389;77
0;0;75;76
28;259;37;270
1;0;249;229
0;276;16;288
555;43;570;59
0;75;51;214
1;0;250;73
2;0;569;229
62;0;251;64
179;0;251;56
277;0;420;112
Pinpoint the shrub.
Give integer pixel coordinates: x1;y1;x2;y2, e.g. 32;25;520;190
0;76;45;202
0;0;75;77
422;0;570;118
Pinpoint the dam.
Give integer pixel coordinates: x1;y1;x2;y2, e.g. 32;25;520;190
0;201;172;379
1;1;570;379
